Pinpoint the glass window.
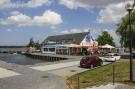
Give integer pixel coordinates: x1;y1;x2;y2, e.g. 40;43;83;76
44;48;48;51
49;48;55;52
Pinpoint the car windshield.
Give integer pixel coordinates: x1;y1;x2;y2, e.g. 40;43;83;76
82;57;88;60
107;53;119;56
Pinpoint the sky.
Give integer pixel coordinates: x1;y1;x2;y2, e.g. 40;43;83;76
0;0;134;46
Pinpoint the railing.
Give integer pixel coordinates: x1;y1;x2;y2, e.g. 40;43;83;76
67;61;134;89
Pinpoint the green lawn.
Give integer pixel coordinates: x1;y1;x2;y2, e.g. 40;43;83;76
67;61;135;89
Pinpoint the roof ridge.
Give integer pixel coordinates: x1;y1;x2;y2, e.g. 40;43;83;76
49;32;89;37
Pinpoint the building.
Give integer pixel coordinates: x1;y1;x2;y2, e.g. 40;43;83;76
41;32;98;55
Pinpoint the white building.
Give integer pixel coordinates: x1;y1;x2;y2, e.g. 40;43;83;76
41;32;98;55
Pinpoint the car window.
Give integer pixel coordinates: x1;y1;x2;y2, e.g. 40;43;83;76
82;57;88;60
82;57;86;59
106;56;113;58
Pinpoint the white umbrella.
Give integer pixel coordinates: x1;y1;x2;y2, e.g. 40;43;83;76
100;44;115;49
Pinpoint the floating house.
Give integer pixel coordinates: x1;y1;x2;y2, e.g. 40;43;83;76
41;32;98;55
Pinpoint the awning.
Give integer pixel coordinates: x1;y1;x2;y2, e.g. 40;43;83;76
100;44;115;49
66;44;81;47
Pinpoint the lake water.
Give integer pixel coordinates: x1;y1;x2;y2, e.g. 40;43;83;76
0;53;46;65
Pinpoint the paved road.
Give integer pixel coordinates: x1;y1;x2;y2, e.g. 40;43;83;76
0;54;111;89
0;60;67;89
0;54;81;89
46;62;110;77
30;60;110;77
30;61;80;71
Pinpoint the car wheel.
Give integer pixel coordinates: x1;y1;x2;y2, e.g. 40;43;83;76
80;65;83;68
90;64;94;69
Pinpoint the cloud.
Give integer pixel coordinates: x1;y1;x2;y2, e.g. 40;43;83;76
61;29;82;34
6;29;12;32
0;10;63;27
0;0;53;9
26;0;52;8
97;0;134;23
59;0;90;9
59;0;134;24
0;0;11;8
10;11;21;15
59;0;129;9
33;10;63;25
7;13;32;26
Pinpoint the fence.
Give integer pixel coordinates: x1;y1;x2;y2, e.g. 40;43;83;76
67;61;134;89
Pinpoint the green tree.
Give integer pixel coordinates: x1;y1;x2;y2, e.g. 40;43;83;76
116;8;135;48
27;38;35;47
35;40;41;50
96;31;115;46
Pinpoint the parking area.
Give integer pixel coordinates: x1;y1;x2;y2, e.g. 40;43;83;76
0;54;112;89
30;61;111;77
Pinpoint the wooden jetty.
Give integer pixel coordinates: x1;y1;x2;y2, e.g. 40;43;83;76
25;53;82;62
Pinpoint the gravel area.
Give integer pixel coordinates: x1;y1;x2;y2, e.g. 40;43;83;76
115;84;135;89
86;83;135;89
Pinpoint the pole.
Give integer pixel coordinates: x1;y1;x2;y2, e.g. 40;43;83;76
133;0;135;6
129;10;133;81
77;73;80;89
113;61;115;85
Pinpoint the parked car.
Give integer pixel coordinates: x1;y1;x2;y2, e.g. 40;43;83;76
100;53;121;62
80;56;103;68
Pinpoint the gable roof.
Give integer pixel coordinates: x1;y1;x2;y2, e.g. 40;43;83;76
42;32;89;45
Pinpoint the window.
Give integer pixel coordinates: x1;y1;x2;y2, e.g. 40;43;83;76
44;48;48;51
49;48;55;52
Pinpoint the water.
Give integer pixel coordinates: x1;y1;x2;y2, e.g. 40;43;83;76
0;48;25;52
0;53;46;65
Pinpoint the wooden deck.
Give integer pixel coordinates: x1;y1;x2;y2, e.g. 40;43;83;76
25;53;83;61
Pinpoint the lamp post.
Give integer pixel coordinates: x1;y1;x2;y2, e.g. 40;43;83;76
125;3;133;81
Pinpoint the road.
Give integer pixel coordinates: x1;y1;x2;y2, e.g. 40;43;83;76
0;60;67;89
0;54;111;89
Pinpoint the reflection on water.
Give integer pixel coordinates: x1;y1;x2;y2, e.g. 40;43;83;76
0;53;46;65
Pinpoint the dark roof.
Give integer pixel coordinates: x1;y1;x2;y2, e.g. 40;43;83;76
42;32;89;45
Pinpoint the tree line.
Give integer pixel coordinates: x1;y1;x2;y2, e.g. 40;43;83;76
27;38;41;50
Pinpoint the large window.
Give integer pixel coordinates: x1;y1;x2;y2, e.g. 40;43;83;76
44;48;48;51
49;48;55;52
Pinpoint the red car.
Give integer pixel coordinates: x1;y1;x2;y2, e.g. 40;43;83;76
80;56;103;68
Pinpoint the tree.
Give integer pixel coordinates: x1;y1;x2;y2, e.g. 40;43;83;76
116;9;135;48
27;38;41;50
35;40;41;50
27;38;35;47
96;31;115;46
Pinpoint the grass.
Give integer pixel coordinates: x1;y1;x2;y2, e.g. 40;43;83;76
67;61;135;89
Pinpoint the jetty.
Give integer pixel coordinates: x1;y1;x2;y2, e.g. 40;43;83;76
26;53;83;62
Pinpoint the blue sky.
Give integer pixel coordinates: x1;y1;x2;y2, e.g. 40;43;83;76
0;0;133;46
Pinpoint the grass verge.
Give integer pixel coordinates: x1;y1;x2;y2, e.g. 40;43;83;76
67;61;135;89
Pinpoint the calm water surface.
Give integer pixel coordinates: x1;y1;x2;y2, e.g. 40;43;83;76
0;53;46;65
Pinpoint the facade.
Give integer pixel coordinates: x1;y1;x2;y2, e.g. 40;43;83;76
41;32;98;55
